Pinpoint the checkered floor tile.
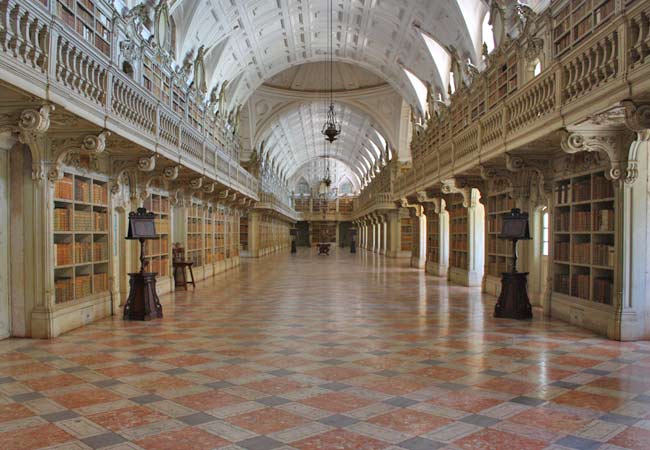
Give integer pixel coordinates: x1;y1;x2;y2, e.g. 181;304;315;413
1;248;649;450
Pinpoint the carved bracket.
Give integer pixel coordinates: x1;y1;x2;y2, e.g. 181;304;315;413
162;165;180;180
48;130;111;182
560;126;636;184
440;178;473;207
189;176;203;190
138;155;157;172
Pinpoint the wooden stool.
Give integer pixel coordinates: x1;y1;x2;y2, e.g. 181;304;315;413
173;261;195;290
172;244;196;290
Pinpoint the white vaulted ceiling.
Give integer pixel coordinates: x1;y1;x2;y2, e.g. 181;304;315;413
170;0;488;110
166;0;490;190
258;100;387;181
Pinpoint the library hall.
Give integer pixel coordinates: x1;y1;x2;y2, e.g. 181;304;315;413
2;0;650;449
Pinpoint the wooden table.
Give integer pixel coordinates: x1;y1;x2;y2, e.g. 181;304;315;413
317;243;331;255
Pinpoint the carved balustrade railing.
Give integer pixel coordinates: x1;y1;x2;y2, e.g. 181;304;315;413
396;0;650;200
0;0;258;199
256;192;299;221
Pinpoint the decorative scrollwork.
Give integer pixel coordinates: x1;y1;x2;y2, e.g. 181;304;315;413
162;165;180;180
189;177;203;189
137;155;156;172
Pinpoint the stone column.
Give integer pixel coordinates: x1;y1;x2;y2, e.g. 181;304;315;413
385;210;403;258
0;134;15;339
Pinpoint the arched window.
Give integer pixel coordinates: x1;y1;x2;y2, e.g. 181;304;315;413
339;179;353;195
542;208;549;256
449;71;456;95
482;11;495;54
296;178;310;195
533;59;542;77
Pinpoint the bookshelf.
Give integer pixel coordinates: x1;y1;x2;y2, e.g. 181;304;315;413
53;172;109;305
55;0;112;57
486;52;518;109
215;206;225;262
229;210;240;258
486;183;516;277
552;0;616;56
553;169;615;305
205;206;214;265
401;217;413;252
225;208;232;259
186;202;204;267
240;216;249;252
143;193;171;278
143;55;171;104
427;210;439;264
311;221;336;243
448;194;468;270
338;198;354;214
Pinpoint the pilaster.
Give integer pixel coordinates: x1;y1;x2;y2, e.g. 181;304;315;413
417;191;449;277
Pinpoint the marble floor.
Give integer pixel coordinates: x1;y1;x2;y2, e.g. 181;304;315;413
1;248;650;450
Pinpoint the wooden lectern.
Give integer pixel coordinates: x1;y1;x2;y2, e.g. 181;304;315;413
123;208;163;321
494;208;533;320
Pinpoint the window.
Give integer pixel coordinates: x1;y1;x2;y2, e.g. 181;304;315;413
542;209;549;256
533;59;542;77
482;11;495;54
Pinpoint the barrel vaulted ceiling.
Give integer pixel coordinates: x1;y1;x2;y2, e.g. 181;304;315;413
164;0;493;191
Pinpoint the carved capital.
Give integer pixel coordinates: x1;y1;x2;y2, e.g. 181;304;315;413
138;155;156;172
19;103;54;138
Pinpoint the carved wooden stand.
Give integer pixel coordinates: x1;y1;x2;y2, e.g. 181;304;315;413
494;272;532;320
123;236;163;321
124;271;163;321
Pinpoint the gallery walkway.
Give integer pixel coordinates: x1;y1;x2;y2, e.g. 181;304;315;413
0;249;649;450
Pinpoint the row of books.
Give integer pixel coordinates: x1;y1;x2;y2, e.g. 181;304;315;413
555;211;570;232
487;217;503;233
55;277;73;304
75;179;91;203
593;277;613;304
148;258;169;276
487;238;510;254
54;176;74;200
572;242;591;265
488;196;515;213
451;223;468;233
54;207;71;231
554;209;614;232
593;244;615;267
573;180;591;202
74;210;93;232
144;237;169;256
144;196;170;214
573;211;592;232
93;272;109;293
555;273;570;295
451;252;468;269
55;243;73;266
593;175;614;199
451;238;468;251
75;274;92;298
94;212;108;231
93;241;108;261
594;209;614;232
92;183;108;205
74;242;93;263
571;273;590;300
554;241;570;261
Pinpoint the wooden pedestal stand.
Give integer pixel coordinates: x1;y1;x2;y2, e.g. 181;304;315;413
494;209;533;320
123;209;163;321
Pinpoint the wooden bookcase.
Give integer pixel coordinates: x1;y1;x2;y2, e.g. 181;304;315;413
486;184;516;277
205;206;214;265
55;0;112;57
427;211;439;264
229;210;240;258
186;201;204;267
448;194;468;270
215;206;225;262
552;169;615;304
240;216;249;252
400;218;413;252
552;0;616;56
143;193;170;278
53;172;109;305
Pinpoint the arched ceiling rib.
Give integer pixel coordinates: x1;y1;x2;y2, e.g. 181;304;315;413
171;0;487;113
257;102;385;181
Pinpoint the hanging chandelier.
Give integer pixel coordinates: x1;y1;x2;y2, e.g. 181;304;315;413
321;0;341;144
